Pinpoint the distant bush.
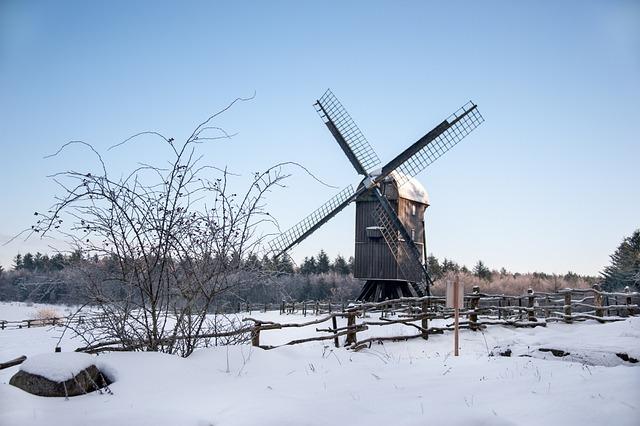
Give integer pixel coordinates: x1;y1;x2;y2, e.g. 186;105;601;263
32;307;62;322
432;270;593;296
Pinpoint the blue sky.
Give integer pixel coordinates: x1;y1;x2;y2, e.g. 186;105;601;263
0;0;638;275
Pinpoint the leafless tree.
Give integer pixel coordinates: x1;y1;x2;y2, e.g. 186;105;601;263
31;97;291;356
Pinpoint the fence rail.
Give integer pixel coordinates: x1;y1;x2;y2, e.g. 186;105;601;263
1;286;637;358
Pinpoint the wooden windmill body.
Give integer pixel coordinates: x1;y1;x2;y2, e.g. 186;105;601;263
354;172;429;300
270;90;484;301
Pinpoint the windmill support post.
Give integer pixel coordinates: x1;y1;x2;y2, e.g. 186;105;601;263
421;299;429;340
593;284;604;317
563;291;572;323
469;286;480;330
346;312;357;346
454;280;460;356
527;288;536;322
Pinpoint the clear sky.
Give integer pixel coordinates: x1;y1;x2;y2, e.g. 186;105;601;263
0;0;638;275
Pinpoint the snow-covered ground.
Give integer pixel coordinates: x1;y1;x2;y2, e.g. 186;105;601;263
1;302;639;426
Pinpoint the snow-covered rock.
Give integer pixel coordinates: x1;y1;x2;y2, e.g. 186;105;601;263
9;352;110;397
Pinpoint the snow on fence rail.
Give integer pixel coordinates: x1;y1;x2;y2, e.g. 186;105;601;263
239;285;639;351
1;286;637;359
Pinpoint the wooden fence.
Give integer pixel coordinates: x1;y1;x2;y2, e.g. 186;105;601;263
1;285;638;356
245;285;639;351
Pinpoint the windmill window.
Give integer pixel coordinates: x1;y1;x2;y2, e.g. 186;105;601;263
411;204;416;216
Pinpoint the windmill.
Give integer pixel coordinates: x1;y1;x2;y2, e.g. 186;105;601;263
269;90;484;301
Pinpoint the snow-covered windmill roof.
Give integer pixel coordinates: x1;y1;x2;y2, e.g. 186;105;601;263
369;169;430;205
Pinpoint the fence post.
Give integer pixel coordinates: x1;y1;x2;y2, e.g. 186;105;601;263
593;284;604;317
563;291;572;323
527;288;536;322
346;312;357;346
421;299;429;340
280;300;285;315
331;316;339;348
625;286;633;316
251;325;261;347
469;286;480;330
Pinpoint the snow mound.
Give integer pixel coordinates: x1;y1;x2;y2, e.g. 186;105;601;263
20;352;97;383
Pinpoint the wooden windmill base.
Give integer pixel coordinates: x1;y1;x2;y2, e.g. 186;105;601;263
357;280;423;302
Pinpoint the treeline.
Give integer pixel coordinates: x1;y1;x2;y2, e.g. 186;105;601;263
1;229;637;305
248;250;353;276
11;251;82;273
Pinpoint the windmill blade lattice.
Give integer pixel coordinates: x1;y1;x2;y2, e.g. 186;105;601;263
315;89;381;175
372;191;430;292
393;102;484;186
268;185;355;256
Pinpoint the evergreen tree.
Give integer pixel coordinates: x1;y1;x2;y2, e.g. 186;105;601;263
261;254;273;271
299;256;317;275
22;253;35;271
245;253;261;270
50;253;65;271
276;255;294;274
347;256;355;275
332;255;350;275
473;260;491;281
601;230;640;291
441;258;459;273
13;254;23;270
426;255;443;280
316;250;330;274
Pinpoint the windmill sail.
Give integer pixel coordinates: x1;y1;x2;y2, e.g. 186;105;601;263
268;185;356;256
379;102;484;187
371;188;431;294
315;89;381;175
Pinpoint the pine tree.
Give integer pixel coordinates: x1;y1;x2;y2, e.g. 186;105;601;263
601;230;640;291
300;256;318;275
13;254;23;270
442;258;459;274
276;255;294;274
426;255;443;280
22;253;35;271
332;255;350;275
261;255;273;271
316;250;331;274
348;256;355;274
473;260;492;281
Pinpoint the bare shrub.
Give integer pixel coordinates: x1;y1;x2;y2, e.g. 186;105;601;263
433;270;592;295
32;307;62;324
31;98;290;356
